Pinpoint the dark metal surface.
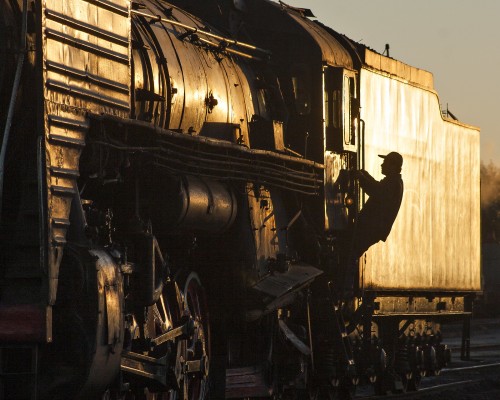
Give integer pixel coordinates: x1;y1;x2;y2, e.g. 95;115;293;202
0;0;27;220
283;5;353;68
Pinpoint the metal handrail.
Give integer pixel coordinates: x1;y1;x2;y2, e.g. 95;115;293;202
130;9;272;57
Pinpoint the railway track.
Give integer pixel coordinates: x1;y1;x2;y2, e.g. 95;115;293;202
451;343;500;353
357;362;500;400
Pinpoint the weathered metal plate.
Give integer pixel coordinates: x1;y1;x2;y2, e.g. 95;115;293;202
359;68;480;292
42;0;130;305
253;263;323;298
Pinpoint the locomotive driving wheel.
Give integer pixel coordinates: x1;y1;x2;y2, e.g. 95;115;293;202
142;271;210;400
142;280;184;400
175;271;210;400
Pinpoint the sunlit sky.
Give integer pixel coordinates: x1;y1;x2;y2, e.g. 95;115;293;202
278;0;500;164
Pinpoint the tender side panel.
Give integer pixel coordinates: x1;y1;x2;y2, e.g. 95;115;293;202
360;69;480;292
362;48;434;90
42;0;130;305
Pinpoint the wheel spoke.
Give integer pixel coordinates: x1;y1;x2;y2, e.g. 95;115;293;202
160;295;169;328
176;271;210;400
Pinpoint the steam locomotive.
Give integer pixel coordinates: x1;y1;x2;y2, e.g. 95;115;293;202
0;0;480;399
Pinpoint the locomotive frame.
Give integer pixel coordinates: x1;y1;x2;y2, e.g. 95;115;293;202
0;0;480;399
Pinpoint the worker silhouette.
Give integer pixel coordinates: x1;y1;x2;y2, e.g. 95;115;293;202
353;151;404;258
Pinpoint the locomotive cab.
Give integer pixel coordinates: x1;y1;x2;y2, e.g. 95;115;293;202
323;66;359;232
323;66;359;154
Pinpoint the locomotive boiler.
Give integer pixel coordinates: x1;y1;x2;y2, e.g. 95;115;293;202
0;0;480;399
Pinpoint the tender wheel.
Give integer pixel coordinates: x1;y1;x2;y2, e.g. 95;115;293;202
305;386;337;400
407;345;424;392
407;372;422;391
374;369;405;395
400;371;412;392
336;376;357;400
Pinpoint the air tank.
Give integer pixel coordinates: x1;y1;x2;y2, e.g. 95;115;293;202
159;175;237;233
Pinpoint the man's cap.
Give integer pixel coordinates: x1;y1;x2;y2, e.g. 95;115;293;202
379;151;403;169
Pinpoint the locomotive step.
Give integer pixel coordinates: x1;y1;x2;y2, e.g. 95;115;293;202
225;365;273;398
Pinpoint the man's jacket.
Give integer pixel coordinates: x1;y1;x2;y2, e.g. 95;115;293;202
357;170;404;241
